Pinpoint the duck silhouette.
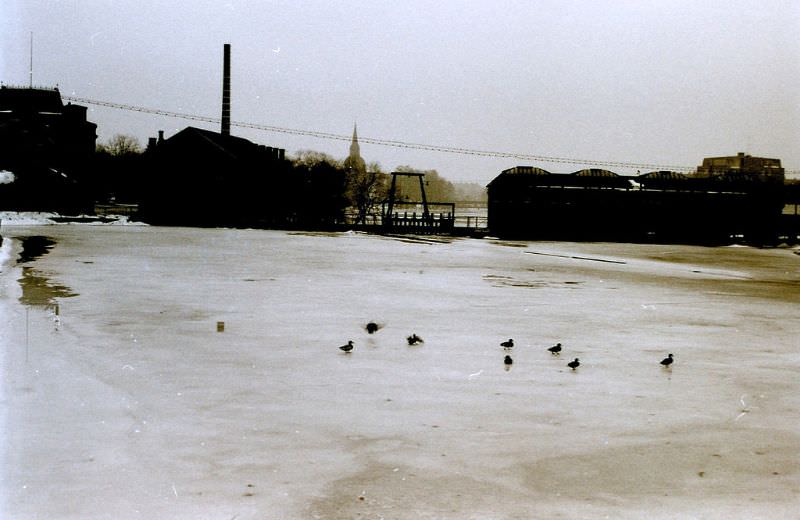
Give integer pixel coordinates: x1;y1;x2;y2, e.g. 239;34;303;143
365;322;381;334
339;340;354;353
548;343;562;355
504;355;513;366
660;353;674;367
501;339;514;350
567;358;580;370
407;334;424;345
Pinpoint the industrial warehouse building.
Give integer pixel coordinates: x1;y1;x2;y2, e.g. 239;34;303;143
486;154;787;244
0;85;98;212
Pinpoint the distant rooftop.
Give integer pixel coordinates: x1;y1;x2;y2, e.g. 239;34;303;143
0;84;59;91
0;85;65;114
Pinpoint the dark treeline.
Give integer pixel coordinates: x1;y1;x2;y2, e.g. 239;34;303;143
53;132;481;228
0;86;479;226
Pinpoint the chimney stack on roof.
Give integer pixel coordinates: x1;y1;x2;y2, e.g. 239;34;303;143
221;43;231;136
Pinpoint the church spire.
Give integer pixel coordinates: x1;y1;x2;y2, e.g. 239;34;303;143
349;122;360;159
344;122;366;172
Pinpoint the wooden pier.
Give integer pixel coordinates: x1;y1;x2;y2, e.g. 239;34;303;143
381;171;447;235
336;172;487;237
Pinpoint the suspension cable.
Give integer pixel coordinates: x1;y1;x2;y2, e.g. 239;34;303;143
65;95;792;174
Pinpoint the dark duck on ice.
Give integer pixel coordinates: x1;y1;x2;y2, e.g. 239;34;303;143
365;322;381;334
339;340;354;353
567;358;580;370
501;338;514;350
660;353;674;367
548;343;562;355
407;333;424;345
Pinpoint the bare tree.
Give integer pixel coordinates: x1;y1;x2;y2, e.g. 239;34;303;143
346;161;389;224
97;134;142;156
292;150;342;169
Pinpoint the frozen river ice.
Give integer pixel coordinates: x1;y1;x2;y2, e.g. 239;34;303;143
1;225;799;519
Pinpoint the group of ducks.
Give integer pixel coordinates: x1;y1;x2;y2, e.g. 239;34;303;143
502;339;577;369
338;322;424;353
500;338;674;370
500;339;579;369
340;326;675;371
502;339;674;371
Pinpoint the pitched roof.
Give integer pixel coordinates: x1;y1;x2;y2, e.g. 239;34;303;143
163;126;263;161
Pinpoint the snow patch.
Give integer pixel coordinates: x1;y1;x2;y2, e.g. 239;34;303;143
0;170;15;184
0;231;13;268
0;211;59;225
0;212;147;226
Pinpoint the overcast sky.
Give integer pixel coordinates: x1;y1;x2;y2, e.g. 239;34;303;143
3;1;799;182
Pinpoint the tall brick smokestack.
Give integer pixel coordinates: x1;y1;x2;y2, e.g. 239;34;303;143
221;43;231;136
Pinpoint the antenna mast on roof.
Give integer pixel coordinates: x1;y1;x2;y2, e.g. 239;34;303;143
29;32;33;87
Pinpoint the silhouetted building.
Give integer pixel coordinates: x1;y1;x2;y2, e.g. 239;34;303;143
0;85;97;212
487;155;786;244
696;152;784;184
141;126;348;229
0;86;97;168
140;126;289;226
